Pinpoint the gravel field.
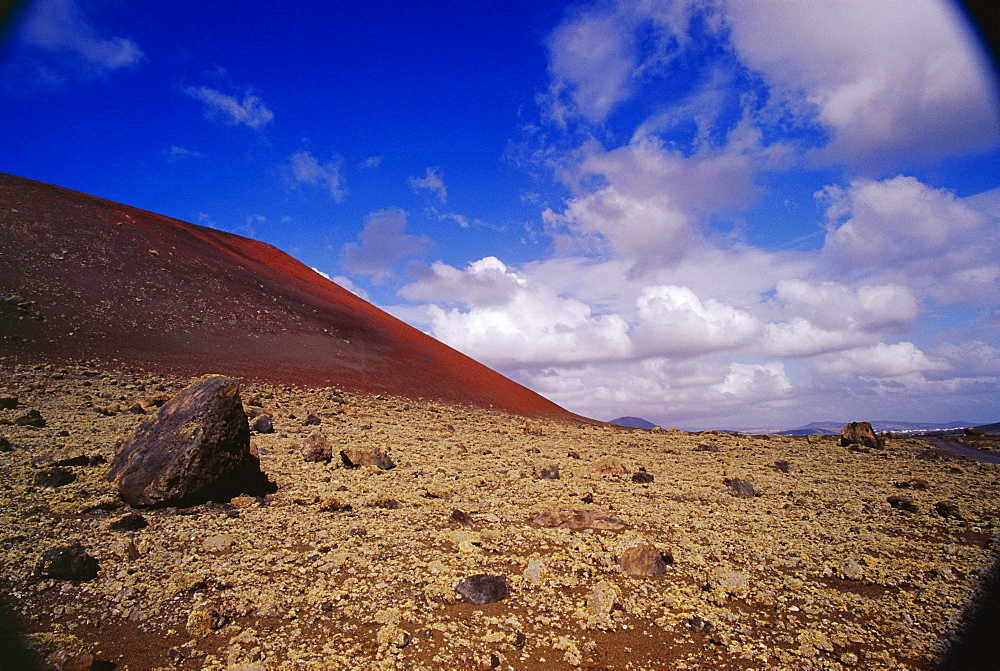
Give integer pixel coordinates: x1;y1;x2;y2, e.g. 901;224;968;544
1;362;998;670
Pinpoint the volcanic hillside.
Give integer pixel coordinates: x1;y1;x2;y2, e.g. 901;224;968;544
0;173;573;419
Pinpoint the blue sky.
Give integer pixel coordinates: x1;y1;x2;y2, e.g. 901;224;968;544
2;0;999;429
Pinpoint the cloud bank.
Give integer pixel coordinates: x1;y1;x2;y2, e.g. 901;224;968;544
369;0;1000;429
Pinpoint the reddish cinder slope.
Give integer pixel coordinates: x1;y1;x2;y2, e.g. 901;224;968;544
0;173;579;419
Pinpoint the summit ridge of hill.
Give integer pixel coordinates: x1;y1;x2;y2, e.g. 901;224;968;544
0;173;578;420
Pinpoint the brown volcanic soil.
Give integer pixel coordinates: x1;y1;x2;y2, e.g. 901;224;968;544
0;173;573;420
2;364;1000;670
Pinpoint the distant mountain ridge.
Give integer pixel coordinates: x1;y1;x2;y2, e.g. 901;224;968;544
609;416;658;430
775;420;975;436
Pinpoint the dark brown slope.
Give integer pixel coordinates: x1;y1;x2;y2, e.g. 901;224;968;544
0;173;579;419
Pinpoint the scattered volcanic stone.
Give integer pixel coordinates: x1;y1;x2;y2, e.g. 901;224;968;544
0;436;12;452
108;513;148;531
32;450;91;468
303;413;322;426
186;605;226;638
14;409;45;427
936;501;967;520
887;495;919;513
450;509;474;526
587;580;619;620
838;559;864;581
33;467;76;488
538;464;560;480
455;574;508;605
965;426;985;436
202;534;235;553
695;441;719;452
106;375;273;508
706;567;750;598
687;615;714;633
530;509;627;531
250;414;274;434
620;543;668;576
523;559;546;587
725;478;756;498
0;395;17;409
592;455;628;475
36;543;99;581
773;460;796;473
632;470;654;483
136;395;169;410
302;430;333;462
340;446;396;470
840;421;884;450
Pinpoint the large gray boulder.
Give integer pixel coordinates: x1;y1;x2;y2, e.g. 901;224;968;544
107;376;272;507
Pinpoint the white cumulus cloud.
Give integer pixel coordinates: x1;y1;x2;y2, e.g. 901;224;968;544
726;0;999;170
341;208;429;284
17;0;143;79
184;86;274;129
408;167;448;203
287;150;346;202
814;342;946;378
819;176;1000;302
634;285;759;356
401;257;631;366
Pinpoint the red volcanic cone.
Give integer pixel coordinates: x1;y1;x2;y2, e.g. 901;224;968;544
0;173;578;419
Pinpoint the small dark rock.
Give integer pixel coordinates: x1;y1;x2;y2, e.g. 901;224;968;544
303;413;322;426
32;450;91;468
887;495;919;513
340;446;395;470
773;460;796;473
620;542;669;576
567;451;581;459
0;436;11;452
695;441;719;452
455;574;509;605
581;493;595;504
840;421;884;450
14;409;45;428
512;631;527;648
686;615;714;633
250;414;274;434
33;467;76;488
109;513;148;531
936;501;967;520
36;543;99;581
725;478;756;498
0;396;18;409
302;431;333;462
450;509;474;526
632;471;654;483
538;464;560;480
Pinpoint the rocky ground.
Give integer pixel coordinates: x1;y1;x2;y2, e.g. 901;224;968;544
1;362;998;670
